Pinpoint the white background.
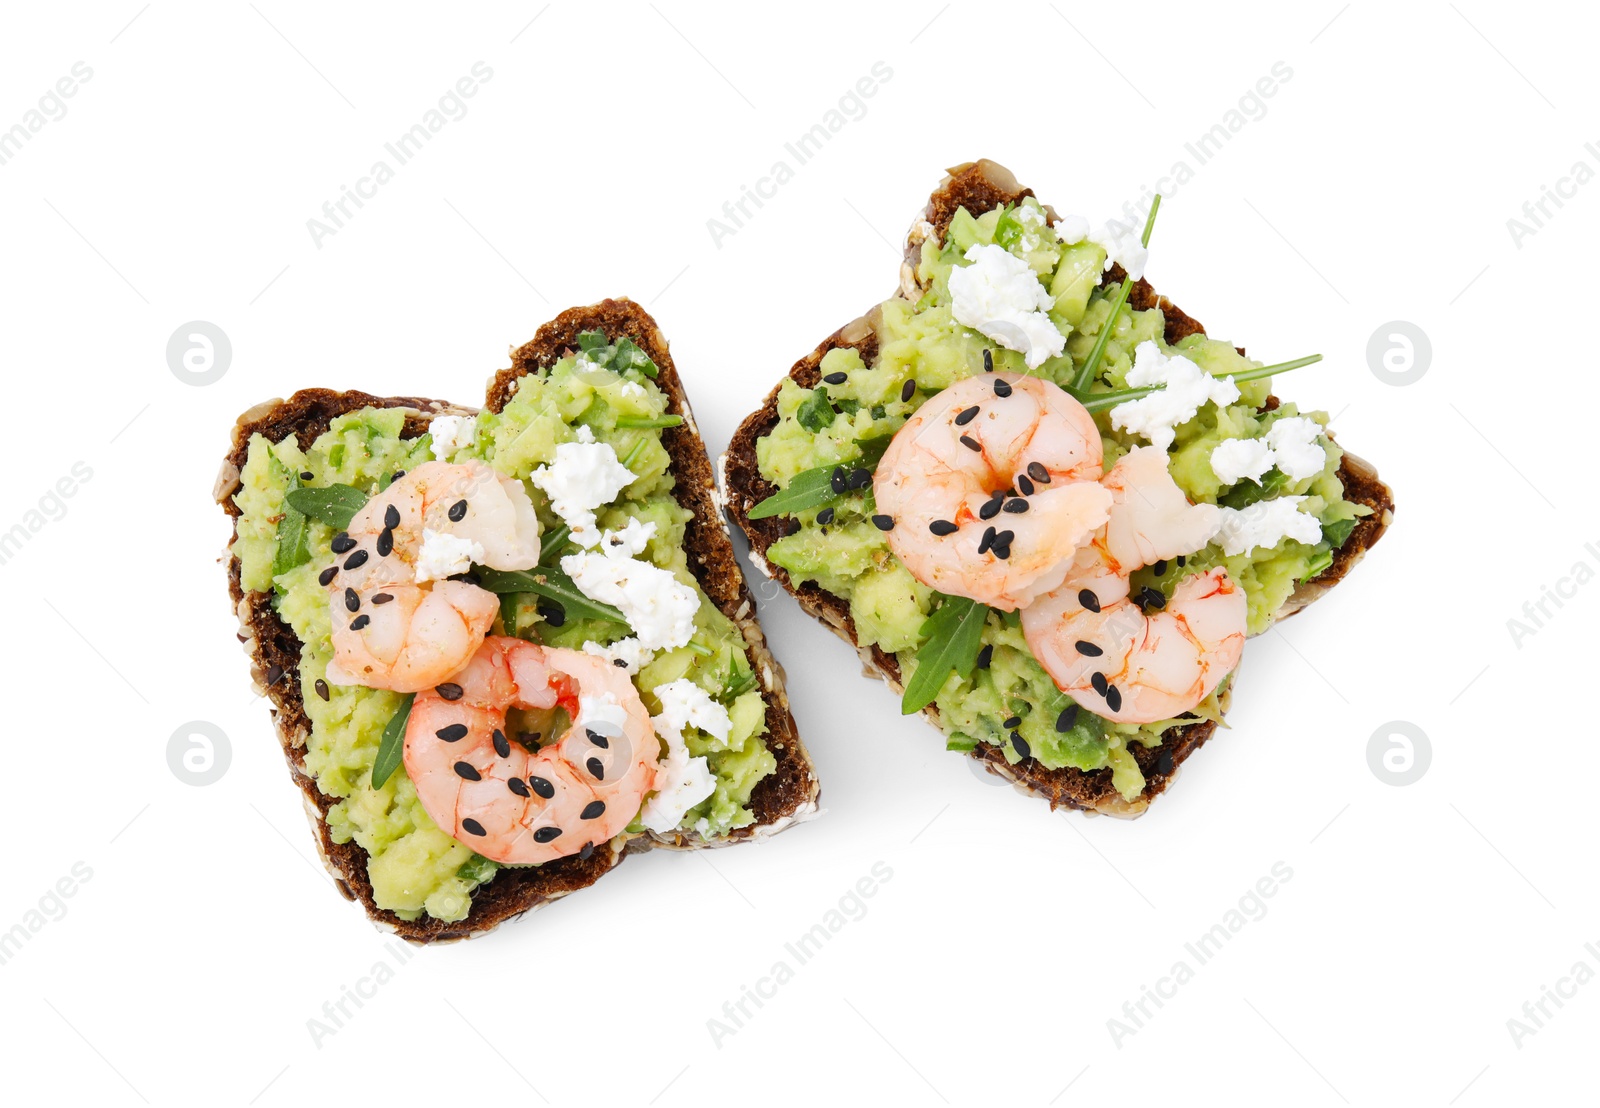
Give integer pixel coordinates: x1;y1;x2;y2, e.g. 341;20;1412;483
1;2;1594;1104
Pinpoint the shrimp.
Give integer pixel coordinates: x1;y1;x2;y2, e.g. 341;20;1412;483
322;460;542;692
1021;446;1246;724
872;372;1114;610
403;637;661;865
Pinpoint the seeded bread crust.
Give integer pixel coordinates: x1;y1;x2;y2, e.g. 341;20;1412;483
217;301;819;942
719;159;1394;818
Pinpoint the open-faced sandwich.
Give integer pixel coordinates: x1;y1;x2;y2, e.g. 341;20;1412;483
217;299;818;940
720;160;1393;817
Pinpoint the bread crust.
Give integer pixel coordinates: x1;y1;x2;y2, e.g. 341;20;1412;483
719;160;1394;817
217;302;819;942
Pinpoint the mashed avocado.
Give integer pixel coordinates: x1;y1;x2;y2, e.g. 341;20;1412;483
235;354;775;922
757;197;1366;799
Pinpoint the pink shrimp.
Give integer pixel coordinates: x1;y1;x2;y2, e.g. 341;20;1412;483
872;372;1113;610
403;637;661;865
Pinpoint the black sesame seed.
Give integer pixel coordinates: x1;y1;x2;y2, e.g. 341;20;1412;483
959;434;982;452
436;724;468;742
784;518;802;536
1075;640;1104;657
376;528;394;557
344;587;360;612
266;664;284;686
437;682;464;701
1106;685;1123;712
300;471;315;481
331;532;355;554
453;761;481;781
979;494;1004;520
1003;499;1029;514
613;658;628;667
587;730;609;748
493;729;510;758
344;549;369;570
848;468;873;489
976;644;993;669
993;378;1013;398
538;602;566;627
1016;474;1035;497
315;678;330;701
995;529;1015;546
831;466;848;494
901;379;916;403
816;507;835;525
1027;462;1050;484
530;776;554;799
872;514;895;531
391;471;406;482
983;349;994;372
1091;671;1109;696
521;731;541;746
823;371;848;385
955;405;979;426
1003;715;1022;729
978;526;996;555
586;756;605;779
1152;559;1168;576
1156;750;1176;775
1078;589;1100;613
1056;704;1080;732
533;826;562;843
1142;586;1167;611
318;566;338;586
1177;555;1187;567
1012;732;1031;760
579;841;595;860
992;543;1011;561
581;800;606;820
929;519;958;536
372;592;393;604
508;777;530;798
349;614;370;631
448;499;468;523
384;504;400;530
462;818;487;837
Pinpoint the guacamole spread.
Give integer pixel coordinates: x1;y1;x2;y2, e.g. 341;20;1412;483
755;197;1366;800
235;344;775;922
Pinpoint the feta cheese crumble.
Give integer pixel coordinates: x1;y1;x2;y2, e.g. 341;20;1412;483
578;691;631;742
1212;496;1324;557
414;528;484;583
529;425;635;548
948;243;1066;370
1052;214;1090;245
561;520;700;652
428;415;477;460
1265;417;1328;481
582;636;654;675
1013;203;1048;252
639;678;725;834
1088;218;1148;280
1109;342;1241;452
1209;437;1275;486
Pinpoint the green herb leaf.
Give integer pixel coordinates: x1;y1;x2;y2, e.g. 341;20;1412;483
1298;545;1335;583
795;386;836;433
612;335;659;378
615;414;683;430
473;566;627;626
901;594;991;715
855;434;893;468
272;474;311;576
539;523;571;565
994;206;1024;250
1322;517;1357;549
371;693;415;789
834;397;862;417
456;854;499;884
746;435;895;520
577;330;608;355
1219;467;1290;510
1078;355;1323;414
285;484;369;530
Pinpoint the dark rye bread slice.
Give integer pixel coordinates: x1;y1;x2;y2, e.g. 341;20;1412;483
719;160;1394;818
216;300;818;942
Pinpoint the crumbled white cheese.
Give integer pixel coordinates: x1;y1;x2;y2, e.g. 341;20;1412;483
1110;342;1241;452
1265;416;1328;481
582;636;654;675
529;425;635;549
561;520;699;651
600;517;655;558
1089;218;1148;279
1014;203;1047;253
414;528;484;583
1052;214;1090;245
429;415;477;460
578;691;631;742
639;678;726;834
947;243;1066;370
1212;496;1323;557
619;381;647;399
1209;437;1275;486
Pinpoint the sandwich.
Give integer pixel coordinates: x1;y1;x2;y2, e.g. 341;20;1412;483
217;298;819;941
719;160;1393;817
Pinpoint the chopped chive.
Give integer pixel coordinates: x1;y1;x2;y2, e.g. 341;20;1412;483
615;415;684;430
1069;195;1161;394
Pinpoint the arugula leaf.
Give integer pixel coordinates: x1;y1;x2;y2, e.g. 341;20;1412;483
539;523;571;565
1219;467;1290;510
855;434;892;468
456;854;499;884
285;484;369;530
576;330;608;356
1322;517;1358;548
272;473;311;576
1069;195;1160;393
746;435;896;520
795;386;836;433
473;566;627;626
611;335;659;378
901;595;991;715
371;693;415;789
